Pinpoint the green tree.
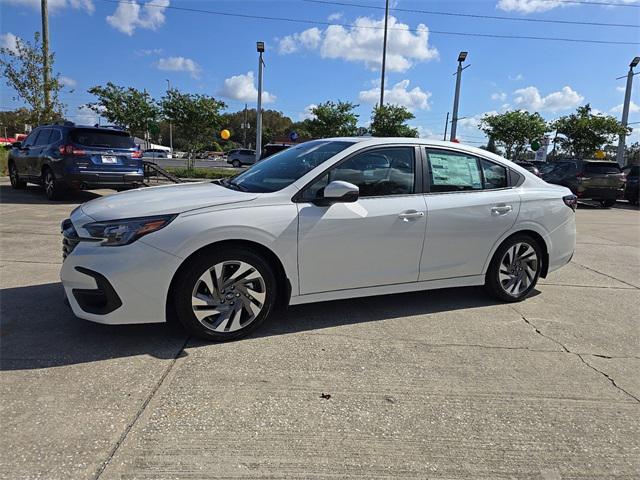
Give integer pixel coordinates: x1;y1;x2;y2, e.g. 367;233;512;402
86;83;160;138
480;110;548;160
551;104;629;159
0;32;64;124
370;104;418;137
220;108;294;148
0;108;34;136
305;101;359;138
160;90;226;164
481;135;500;155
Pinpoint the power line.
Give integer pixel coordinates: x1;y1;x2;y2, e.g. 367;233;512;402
97;0;639;46
537;0;640;7
303;0;639;29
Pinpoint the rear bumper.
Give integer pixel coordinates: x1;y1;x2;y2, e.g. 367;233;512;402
64;171;144;189
576;186;623;200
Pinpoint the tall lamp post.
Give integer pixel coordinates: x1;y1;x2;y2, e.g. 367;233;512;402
379;0;390;107
255;41;265;162
166;79;173;155
616;56;639;167
450;51;469;142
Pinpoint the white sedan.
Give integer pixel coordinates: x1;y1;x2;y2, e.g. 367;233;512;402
61;138;576;341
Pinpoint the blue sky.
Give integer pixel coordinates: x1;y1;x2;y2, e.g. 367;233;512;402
1;0;639;145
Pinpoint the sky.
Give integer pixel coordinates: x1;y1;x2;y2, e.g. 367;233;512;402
1;0;639;146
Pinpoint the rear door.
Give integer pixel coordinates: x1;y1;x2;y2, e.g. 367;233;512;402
31;128;53;176
420;148;520;281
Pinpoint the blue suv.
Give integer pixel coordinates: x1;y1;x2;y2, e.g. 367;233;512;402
8;122;144;200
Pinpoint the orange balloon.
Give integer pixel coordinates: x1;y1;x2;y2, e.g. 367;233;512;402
220;129;231;140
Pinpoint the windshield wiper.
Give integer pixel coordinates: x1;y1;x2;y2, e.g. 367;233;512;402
220;178;249;192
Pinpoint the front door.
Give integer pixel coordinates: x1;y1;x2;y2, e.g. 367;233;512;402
297;146;427;294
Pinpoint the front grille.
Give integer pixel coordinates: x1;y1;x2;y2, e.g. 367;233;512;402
61;218;80;260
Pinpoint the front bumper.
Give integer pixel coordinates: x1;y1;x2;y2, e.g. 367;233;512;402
60;236;183;325
64;171;144;189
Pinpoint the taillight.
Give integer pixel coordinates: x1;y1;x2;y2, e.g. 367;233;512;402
58;144;85;156
563;194;578;211
131;149;142;158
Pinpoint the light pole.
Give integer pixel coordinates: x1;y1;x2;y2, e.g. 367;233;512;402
450;51;469;142
616;56;639;167
379;0;390;107
255;41;265;162
166;79;173;155
41;0;50;122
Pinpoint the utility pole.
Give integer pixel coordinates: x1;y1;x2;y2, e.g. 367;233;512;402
443;112;449;141
616;56;639;167
379;0;390;107
243;103;248;148
166;79;173;155
41;0;51;122
256;41;265;162
450;51;469;142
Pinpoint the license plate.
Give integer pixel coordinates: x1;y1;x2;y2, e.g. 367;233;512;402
102;156;117;164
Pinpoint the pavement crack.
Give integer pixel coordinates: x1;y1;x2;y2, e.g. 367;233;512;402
92;335;190;480
513;307;640;404
572;261;639;290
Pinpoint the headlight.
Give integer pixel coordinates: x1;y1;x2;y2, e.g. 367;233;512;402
84;214;176;246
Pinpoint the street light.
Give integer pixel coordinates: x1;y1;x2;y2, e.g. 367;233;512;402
616;56;639;166
450;51;469;142
166;79;173;155
255;41;265;162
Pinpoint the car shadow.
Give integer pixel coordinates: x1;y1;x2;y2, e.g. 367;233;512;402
1;280;538;370
0;184;103;205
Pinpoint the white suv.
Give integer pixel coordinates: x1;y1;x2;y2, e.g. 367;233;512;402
61;138;576;341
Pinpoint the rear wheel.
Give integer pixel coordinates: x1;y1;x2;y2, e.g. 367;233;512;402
43;168;65;200
8;161;26;189
232;159;241;168
173;248;277;341
485;235;542;302
600;199;615;208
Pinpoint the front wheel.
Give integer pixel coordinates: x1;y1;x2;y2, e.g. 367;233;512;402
485;235;542;302
600;199;615;208
8;161;27;189
173;248;277;341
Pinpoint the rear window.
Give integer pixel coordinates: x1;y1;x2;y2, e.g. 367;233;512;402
584;162;621;175
70;129;135;148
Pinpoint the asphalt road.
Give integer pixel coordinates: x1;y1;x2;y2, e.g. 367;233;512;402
1;180;638;480
148;157;236;169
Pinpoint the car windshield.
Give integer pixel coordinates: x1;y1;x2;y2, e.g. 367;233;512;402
584;162;621;175
227;140;354;193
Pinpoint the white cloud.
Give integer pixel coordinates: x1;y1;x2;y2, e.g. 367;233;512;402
73;106;100;125
137;48;163;56
156;56;201;78
327;12;343;21
616;86;626;93
0;33;19;54
107;0;169;35
610;101;640;114
5;0;94;13
59;76;77;88
359;79;432;111
299;104;317;121
219;71;276;104
508;73;524;81
513;85;584;112
279;15;438;73
491;91;507;102
415;126;441;140
496;0;567;14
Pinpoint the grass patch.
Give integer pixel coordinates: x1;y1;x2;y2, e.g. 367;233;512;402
0;149;8;176
165;167;238;180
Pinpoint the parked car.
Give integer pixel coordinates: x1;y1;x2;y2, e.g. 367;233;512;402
227;149;256;167
143;148;171;159
514;161;541;177
262;143;291;160
622;165;639;205
8;122;143;200
541;159;624;208
61;138;576;341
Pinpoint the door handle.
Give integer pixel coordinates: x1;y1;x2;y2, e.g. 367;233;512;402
398;210;425;221
491;204;513;216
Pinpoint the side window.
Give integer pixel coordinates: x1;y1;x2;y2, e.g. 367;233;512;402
426;149;482;192
35;129;52;146
48;129;62;145
480;159;507;189
303;147;416;200
22;129;40;148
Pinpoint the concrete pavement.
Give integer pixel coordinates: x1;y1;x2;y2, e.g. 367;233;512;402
1;180;638;479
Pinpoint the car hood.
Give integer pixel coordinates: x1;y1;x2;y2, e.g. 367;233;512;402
80;181;257;221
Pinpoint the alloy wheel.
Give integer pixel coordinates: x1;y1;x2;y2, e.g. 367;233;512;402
9;163;17;186
45;172;55;197
191;260;266;333
498;242;539;296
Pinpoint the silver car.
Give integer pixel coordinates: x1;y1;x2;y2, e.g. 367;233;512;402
227;149;256;167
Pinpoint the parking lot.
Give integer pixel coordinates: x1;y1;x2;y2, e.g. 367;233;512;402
0;179;638;479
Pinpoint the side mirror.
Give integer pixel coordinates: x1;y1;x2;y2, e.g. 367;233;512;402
315;180;359;206
12;141;22;149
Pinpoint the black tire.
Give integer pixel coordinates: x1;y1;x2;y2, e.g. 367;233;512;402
600;199;615;208
232;159;241;168
173;247;277;341
484;234;542;302
42;168;65;200
8;161;27;189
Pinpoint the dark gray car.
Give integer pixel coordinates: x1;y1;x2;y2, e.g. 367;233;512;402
227;149;256;167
